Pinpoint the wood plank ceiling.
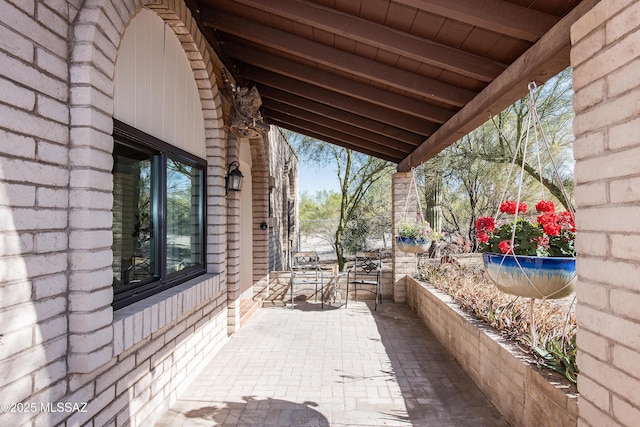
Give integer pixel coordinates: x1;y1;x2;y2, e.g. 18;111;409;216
185;0;594;169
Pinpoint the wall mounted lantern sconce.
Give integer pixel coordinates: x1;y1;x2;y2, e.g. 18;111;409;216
225;161;244;194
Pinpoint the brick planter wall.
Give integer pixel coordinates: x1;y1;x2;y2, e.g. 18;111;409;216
406;276;578;427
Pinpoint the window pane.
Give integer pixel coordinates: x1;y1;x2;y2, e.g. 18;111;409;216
166;158;203;274
112;142;156;291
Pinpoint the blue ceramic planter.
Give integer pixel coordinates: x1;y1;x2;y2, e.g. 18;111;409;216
482;252;576;299
396;236;431;254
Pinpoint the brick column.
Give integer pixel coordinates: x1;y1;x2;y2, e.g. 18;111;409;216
67;5;118;371
571;1;640;425
391;171;419;303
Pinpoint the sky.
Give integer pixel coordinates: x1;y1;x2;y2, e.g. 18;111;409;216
286;130;341;196
297;161;340;196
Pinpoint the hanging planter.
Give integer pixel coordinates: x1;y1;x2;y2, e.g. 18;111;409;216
477;199;576;299
475;82;576;299
395;170;441;255
483;253;576;299
474;82;577;346
395;236;432;254
395;218;437;254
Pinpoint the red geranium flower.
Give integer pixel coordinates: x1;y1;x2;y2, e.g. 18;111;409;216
475;200;576;257
498;240;512;254
538;212;561;236
500;200;527;215
535;200;555;213
477;200;575;257
475;216;495;233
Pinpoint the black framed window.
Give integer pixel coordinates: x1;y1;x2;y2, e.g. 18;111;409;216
112;119;206;309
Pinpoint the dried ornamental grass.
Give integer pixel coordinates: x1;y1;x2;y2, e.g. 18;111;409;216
417;262;578;383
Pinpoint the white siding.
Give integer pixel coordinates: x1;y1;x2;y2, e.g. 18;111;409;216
114;8;205;158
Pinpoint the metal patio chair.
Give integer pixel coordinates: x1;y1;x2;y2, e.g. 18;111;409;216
346;251;382;310
290;251;324;309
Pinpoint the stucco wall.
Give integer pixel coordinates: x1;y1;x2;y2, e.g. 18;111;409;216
571;1;640;425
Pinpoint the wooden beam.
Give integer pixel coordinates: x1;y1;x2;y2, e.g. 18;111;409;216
225;41;455;124
260;88;425;145
200;8;475;107
265;109;412;159
268;120;401;163
394;0;559;42
214;0;506;82
241;65;438;135
397;0;599;171
263;101;418;149
265;110;412;157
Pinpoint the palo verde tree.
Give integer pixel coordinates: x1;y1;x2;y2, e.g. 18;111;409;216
417;68;575;248
298;190;341;251
459;68;575;210
285;131;394;270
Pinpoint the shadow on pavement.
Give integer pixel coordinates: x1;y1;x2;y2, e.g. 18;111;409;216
184;395;329;426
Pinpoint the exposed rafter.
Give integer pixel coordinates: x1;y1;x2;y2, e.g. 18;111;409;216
224;41;455;124
186;0;590;167
259;88;426;145
200;9;476;107
241;65;438;136
398;0;600;170
266;109;412;158
263;101;419;150
212;0;507;82
394;0;559;42
269;120;401;163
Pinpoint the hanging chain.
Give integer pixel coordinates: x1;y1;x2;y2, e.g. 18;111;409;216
493;82;574;220
401;168;425;223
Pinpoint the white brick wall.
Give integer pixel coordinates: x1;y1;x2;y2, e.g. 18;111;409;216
572;0;640;425
0;0;238;425
0;1;72;426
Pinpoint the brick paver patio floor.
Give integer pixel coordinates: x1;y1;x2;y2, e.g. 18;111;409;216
156;301;509;426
